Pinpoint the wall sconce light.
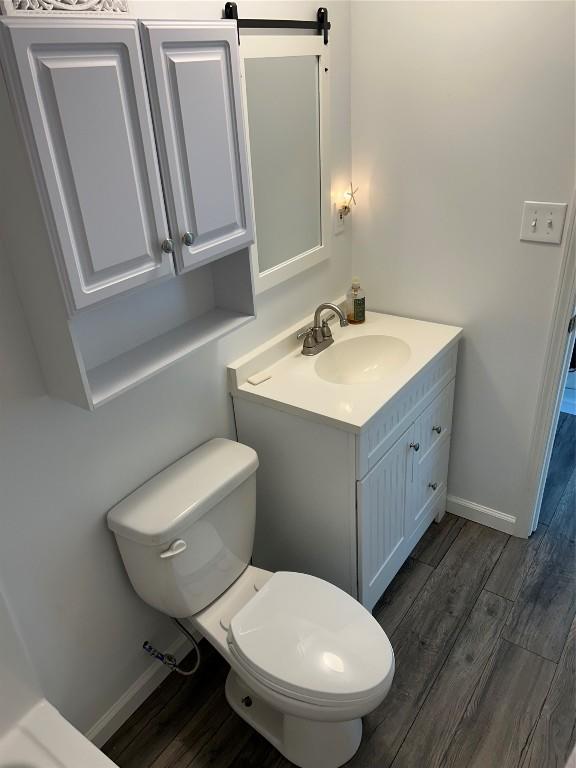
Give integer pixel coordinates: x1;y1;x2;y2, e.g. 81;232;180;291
337;182;359;220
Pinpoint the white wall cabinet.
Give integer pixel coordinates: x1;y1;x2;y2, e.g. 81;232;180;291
234;345;458;611
140;21;254;273
1;19;174;311
0;17;255;409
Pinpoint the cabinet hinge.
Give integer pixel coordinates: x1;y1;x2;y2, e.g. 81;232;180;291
569;315;576;335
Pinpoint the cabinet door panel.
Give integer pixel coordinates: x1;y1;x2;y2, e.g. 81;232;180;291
1;19;173;311
140;21;254;272
357;430;411;610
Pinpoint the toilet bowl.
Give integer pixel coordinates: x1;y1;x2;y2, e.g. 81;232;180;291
107;438;394;768
187;566;394;768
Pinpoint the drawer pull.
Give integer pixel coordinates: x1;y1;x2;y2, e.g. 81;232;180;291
409;442;420;452
432;425;442;434
428;482;438;491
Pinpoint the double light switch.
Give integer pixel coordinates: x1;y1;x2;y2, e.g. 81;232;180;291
520;201;568;244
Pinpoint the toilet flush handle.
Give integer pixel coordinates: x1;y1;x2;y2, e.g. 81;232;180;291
159;539;187;559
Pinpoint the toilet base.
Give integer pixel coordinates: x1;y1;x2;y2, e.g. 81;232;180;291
225;671;363;768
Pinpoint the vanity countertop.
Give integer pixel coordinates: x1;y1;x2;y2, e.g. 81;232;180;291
228;310;462;433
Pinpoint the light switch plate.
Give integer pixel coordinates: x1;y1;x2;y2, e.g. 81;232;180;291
520;201;567;244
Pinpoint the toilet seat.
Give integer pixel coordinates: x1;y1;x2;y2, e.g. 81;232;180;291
227;572;394;708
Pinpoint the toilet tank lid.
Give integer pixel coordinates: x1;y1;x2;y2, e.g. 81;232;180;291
107;438;259;546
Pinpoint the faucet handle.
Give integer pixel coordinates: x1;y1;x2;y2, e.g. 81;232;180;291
321;317;333;339
296;326;315;340
297;326;318;352
297;327;317;351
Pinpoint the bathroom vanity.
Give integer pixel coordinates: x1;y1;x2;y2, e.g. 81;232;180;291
228;310;462;610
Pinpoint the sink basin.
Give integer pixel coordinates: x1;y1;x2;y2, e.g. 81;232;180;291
314;335;411;384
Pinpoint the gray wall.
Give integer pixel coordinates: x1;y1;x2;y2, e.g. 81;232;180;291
0;0;351;734
0;580;40;734
351;0;575;535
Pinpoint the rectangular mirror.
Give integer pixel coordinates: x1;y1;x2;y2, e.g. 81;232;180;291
240;37;330;293
245;55;321;272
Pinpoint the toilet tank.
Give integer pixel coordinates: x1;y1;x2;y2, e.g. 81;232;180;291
107;439;259;618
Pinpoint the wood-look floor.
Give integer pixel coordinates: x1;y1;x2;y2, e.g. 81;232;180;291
103;414;576;768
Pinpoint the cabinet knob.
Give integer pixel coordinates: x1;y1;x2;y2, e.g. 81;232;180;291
428;482;438;491
182;232;195;247
409;441;420;452
432;425;442;434
161;238;174;254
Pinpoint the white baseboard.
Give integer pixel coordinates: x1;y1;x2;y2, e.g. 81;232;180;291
85;634;191;749
447;494;519;536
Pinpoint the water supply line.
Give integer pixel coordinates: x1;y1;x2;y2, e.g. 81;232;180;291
142;618;201;677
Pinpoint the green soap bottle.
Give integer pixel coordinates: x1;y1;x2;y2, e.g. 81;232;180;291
346;277;366;324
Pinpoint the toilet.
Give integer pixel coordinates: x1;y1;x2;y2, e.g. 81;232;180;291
107;438;394;768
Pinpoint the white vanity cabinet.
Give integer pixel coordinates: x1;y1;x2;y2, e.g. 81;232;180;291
232;339;459;611
0;17;255;409
357;378;455;608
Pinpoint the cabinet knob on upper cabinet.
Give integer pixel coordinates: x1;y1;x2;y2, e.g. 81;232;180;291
428;482;438;491
432;425;442;434
182;232;195;247
409;442;420;452
161;238;174;254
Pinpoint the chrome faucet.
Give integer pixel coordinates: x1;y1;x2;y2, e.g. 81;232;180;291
297;302;349;356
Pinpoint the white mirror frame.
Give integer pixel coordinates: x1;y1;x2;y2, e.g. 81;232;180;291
239;35;330;294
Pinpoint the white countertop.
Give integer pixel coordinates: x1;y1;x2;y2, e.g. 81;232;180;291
228;311;463;433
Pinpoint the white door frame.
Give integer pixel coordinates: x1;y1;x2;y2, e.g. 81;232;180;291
525;189;576;532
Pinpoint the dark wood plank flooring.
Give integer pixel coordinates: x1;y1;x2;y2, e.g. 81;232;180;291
441;639;556;768
104;415;576;768
521;616;576;768
502;468;576;662
540;412;576;525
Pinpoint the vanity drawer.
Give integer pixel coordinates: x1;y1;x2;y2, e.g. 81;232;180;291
406;431;451;541
411;379;455;460
357;345;458;478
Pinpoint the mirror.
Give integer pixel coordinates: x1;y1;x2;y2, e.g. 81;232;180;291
241;37;329;293
244;56;321;272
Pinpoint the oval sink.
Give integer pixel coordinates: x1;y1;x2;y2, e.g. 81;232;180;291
314;335;411;385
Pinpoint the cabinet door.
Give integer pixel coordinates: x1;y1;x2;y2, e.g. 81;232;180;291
140;21;254;273
357;428;412;611
1;19;173;312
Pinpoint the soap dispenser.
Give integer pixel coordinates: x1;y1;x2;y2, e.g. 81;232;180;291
346;277;366;324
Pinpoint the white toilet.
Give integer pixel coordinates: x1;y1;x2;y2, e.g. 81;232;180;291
107;438;394;768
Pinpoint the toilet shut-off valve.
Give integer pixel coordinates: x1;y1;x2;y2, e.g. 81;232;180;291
142;617;202;677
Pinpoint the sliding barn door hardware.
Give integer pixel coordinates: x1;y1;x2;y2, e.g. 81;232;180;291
224;3;330;45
